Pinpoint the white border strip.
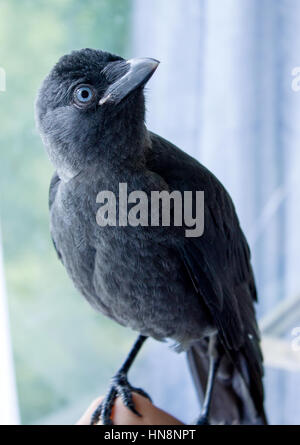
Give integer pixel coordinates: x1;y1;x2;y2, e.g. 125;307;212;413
0;227;20;425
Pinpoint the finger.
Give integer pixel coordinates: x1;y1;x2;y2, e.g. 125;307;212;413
112;392;184;425
76;396;104;425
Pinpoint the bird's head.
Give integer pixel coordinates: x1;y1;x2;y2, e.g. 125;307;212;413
35;48;159;181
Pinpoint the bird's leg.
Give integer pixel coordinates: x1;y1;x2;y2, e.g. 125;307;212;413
196;336;221;425
91;334;150;425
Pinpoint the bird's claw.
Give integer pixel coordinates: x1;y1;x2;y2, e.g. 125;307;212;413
91;372;151;425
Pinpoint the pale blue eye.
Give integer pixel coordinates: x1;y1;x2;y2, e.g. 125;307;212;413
75;86;93;103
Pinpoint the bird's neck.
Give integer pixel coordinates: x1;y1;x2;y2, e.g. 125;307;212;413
99;112;150;172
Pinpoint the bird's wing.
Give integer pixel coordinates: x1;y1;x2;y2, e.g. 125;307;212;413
147;132;258;349
179;230;264;418
147;132;264;418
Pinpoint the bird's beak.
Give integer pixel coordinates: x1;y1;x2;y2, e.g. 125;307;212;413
99;58;160;106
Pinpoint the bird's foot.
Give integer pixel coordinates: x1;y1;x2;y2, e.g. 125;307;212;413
196;414;210;425
91;372;151;425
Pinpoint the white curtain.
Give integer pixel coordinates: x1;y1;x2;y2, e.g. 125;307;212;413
132;0;300;424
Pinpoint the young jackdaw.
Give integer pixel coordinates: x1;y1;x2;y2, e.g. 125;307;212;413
35;48;267;425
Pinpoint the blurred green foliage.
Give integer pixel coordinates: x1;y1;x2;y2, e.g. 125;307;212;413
0;0;138;424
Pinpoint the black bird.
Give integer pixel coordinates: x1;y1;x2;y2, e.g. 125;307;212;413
35;48;267;425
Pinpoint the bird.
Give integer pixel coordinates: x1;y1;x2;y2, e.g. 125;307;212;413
35;48;267;425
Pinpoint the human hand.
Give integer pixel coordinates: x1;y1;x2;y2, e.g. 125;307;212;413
76;392;184;425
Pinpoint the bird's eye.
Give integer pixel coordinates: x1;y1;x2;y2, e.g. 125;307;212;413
74;85;95;106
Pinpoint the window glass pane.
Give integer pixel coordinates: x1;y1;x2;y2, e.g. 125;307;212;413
0;0;135;425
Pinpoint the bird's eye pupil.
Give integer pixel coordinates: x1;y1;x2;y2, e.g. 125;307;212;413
81;90;89;99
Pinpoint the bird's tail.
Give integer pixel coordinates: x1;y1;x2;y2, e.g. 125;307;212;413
187;340;268;425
